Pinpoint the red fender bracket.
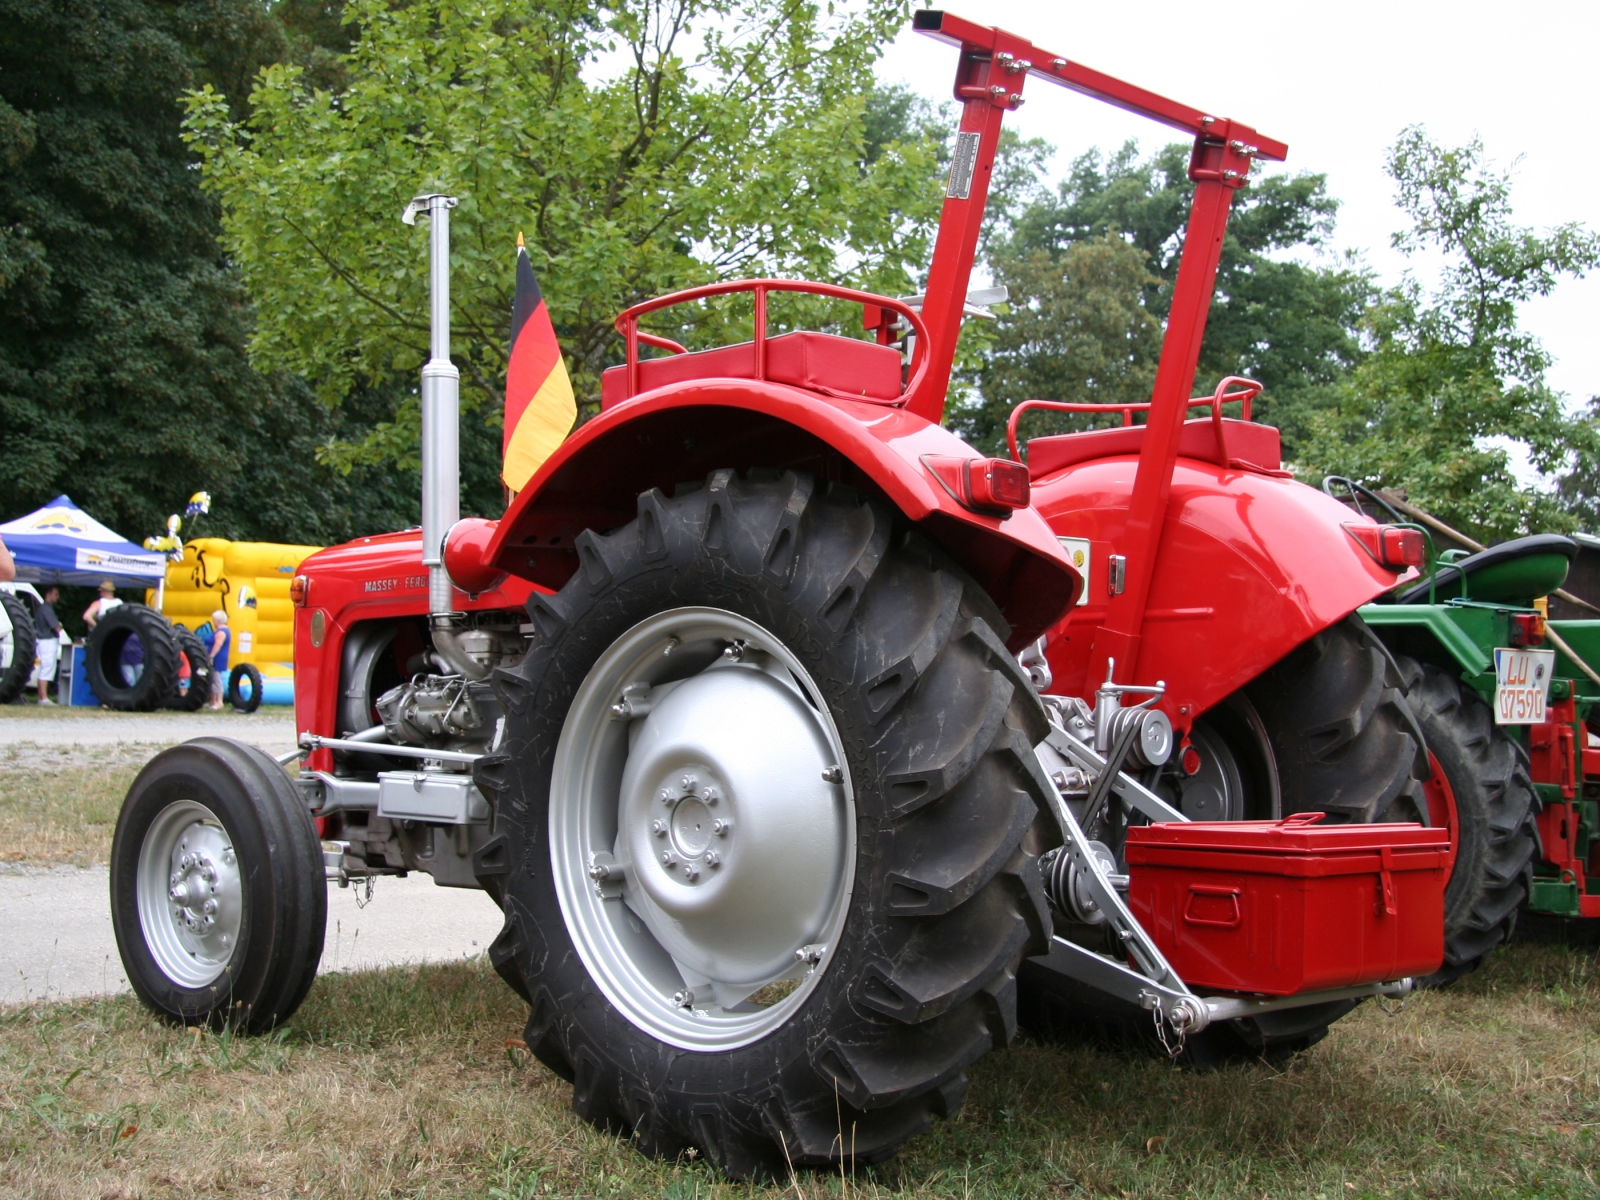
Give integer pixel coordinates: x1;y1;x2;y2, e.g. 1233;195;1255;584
481;380;1082;648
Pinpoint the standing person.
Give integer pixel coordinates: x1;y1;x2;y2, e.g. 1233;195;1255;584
0;534;13;582
207;609;230;710
83;581;122;628
34;585;63;705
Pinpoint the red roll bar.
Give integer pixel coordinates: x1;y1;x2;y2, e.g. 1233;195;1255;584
612;279;931;405
1005;377;1264;467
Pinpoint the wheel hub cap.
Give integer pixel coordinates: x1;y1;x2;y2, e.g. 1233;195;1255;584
136;801;244;989
550;607;855;1052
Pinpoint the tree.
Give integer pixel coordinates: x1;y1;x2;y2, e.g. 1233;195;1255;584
1300;128;1600;541
184;0;946;474
955;141;1370;457
0;0;430;545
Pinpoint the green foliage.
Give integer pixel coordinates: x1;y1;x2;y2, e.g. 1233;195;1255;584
955;142;1369;456
977;234;1162;448
1301;129;1600;542
0;0;439;546
185;0;946;472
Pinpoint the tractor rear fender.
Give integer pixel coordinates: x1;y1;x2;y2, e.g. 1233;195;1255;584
1358;604;1495;684
1031;457;1418;720
479;380;1081;649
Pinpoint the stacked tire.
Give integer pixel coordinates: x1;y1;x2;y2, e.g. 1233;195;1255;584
167;626;216;712
85;604;181;712
0;591;36;704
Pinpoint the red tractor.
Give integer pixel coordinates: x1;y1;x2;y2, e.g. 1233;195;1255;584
111;11;1454;1178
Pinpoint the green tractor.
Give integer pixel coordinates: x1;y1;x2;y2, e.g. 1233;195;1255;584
1326;479;1600;979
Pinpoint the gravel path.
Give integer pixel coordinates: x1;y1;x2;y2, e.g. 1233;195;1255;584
0;864;505;1005
2;709;506;1006
0;710;298;757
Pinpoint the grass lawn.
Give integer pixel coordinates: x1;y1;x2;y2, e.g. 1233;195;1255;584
1;943;1596;1199
0;752;142;865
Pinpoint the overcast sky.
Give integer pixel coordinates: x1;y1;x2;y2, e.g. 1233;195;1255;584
877;0;1599;407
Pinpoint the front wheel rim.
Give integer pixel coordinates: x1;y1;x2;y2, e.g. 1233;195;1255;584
550;607;856;1052
136;800;244;988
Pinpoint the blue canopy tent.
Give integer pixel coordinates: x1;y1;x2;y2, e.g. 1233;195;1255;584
0;496;167;587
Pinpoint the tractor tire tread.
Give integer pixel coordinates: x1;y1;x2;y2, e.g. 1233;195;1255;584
1396;658;1537;985
478;468;1051;1176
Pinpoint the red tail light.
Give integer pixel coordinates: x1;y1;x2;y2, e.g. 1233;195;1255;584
1509;612;1546;647
1344;523;1426;571
290;574;309;607
968;458;1031;511
921;455;1031;515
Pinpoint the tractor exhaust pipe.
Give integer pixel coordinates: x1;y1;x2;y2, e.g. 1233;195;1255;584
402;192;485;679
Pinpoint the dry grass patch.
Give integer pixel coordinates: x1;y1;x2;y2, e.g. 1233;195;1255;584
1;944;1598;1198
0;747;142;865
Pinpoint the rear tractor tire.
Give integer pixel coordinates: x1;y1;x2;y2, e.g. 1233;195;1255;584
1395;658;1537;985
85;604;180;712
1023;615;1430;1065
474;469;1052;1178
110;738;326;1031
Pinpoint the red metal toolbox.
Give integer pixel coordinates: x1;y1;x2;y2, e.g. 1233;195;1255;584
1124;813;1450;996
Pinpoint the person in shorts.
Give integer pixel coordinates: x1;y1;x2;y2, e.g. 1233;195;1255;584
34;585;62;704
208;609;231;709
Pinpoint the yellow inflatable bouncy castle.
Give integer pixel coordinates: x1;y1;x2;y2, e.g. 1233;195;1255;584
145;539;320;702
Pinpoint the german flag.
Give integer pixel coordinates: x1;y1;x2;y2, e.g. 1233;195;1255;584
502;234;576;492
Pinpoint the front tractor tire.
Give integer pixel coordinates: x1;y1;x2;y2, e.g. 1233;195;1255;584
474;469;1052;1178
1396;658;1537;985
110;738;326;1032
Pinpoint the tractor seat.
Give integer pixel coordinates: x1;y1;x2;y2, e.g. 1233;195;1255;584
600;331;904;410
1025;417;1282;481
1394;533;1578;605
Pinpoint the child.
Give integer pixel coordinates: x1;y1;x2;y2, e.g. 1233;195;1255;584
207;609;230;710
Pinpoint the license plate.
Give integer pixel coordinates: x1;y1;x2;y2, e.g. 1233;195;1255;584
1493;647;1556;725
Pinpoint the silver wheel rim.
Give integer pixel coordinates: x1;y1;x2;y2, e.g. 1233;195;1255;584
551;607;855;1052
136;800;244;988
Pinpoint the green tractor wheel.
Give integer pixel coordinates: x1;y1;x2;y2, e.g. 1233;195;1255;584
1396;657;1538;985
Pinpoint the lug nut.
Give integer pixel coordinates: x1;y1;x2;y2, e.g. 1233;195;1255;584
680;774;698;793
712;819;729;837
652;820;667;837
821;765;843;784
659;790;674;804
705;851;721;868
203;899;218;915
683;864;699;881
661;852;674;865
673;988;695;1007
702;787;718;806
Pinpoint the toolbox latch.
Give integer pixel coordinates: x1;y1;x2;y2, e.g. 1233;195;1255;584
1378;846;1398;917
